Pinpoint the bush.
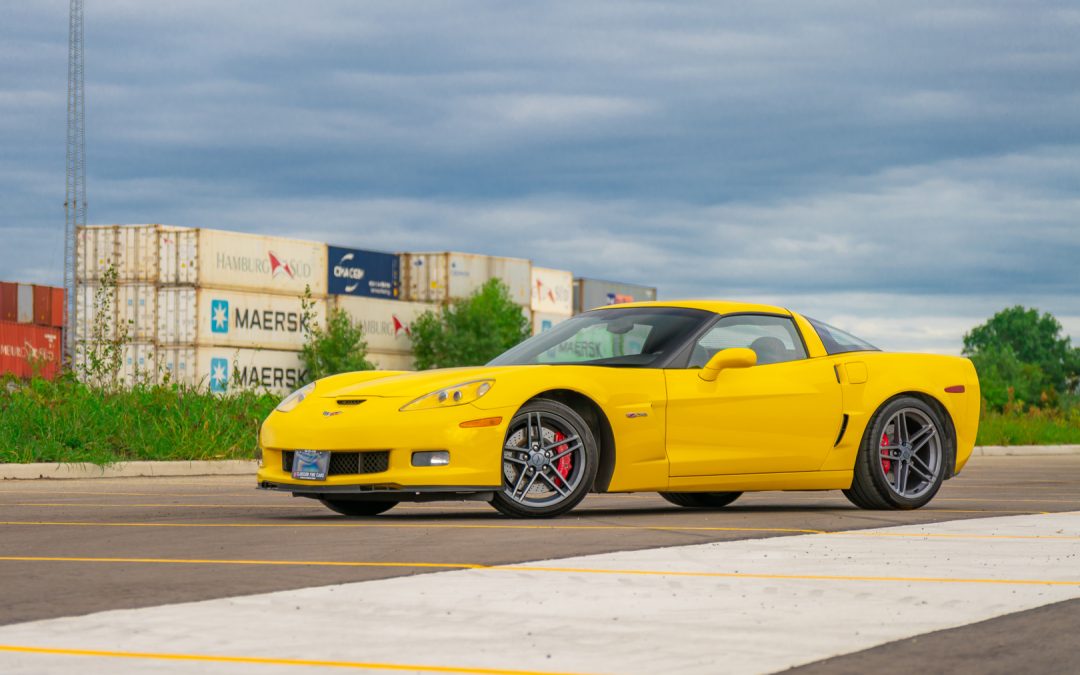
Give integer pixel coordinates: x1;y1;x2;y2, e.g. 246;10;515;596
299;286;373;382
411;279;531;369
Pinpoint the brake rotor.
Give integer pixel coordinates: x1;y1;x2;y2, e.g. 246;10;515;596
503;425;570;495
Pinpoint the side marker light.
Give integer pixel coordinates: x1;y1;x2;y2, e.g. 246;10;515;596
459;417;503;428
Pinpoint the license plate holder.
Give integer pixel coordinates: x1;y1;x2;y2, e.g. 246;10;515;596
292;450;330;481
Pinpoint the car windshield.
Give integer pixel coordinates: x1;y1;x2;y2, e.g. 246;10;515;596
805;316;880;355
489;307;712;367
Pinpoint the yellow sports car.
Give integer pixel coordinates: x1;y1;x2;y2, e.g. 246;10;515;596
257;300;980;518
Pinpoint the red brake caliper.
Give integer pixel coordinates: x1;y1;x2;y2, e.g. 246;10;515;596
881;432;891;475
553;431;572;484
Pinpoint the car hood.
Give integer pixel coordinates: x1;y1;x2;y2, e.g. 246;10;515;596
320;365;533;399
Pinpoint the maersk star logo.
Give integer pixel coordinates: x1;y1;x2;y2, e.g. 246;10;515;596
210;300;229;334
209;358;229;393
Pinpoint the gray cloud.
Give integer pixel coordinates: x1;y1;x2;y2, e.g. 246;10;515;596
2;1;1078;353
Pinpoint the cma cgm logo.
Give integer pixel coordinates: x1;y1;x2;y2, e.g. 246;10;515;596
211;300;229;334
333;252;365;293
210;358;229;393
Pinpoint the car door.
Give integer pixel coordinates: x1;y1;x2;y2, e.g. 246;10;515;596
664;314;843;477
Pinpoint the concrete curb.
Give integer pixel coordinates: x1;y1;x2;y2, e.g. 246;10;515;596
0;460;258;480
970;445;1080;457
2;446;1079;480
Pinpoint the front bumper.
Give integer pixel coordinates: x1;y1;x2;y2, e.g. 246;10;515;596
256;396;514;492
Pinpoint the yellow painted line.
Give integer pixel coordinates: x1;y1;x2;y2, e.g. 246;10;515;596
0;521;821;535
1;556;1077;587
0;644;597;675
3;521;1078;540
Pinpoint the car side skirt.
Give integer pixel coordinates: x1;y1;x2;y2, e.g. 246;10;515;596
664;470;853;492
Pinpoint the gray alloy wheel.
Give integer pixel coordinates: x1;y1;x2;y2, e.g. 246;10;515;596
490;399;598;518
319;499;397;517
659;492;742;509
844;396;947;510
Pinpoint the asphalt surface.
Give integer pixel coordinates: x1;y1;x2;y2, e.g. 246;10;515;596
0;455;1078;673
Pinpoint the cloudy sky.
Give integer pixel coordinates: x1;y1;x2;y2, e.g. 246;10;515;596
3;1;1078;353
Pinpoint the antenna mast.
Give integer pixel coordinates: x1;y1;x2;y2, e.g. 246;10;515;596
64;0;86;365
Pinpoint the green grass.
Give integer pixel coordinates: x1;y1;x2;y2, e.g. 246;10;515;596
976;404;1080;446
0;374;278;464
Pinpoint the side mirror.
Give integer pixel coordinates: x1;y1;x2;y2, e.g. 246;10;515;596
699;347;757;381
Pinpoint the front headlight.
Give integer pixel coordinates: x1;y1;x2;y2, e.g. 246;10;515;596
400;380;494;412
276;382;315;413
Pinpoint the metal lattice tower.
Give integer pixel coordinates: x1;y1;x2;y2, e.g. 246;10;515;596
64;0;86;365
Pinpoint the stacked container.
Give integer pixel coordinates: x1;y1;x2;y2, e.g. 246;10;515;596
74;225;328;394
326;244;433;371
530;267;574;334
401;252;532;308
573;278;658;313
0;281;65;380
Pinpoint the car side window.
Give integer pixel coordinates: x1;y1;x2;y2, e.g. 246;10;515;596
688;315;808;368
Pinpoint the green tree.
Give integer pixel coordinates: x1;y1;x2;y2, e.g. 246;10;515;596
963;306;1080;408
300;287;373;382
412;278;531;369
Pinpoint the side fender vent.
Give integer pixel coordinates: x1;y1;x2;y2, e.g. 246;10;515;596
834;414;849;447
336;399;365;406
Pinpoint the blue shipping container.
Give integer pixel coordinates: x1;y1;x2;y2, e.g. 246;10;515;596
327;246;400;299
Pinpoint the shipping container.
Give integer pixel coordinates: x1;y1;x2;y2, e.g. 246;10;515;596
532;311;571;336
331;296;433;354
76;225;160;282
73;341;157;386
366;351;415;371
32;285;65;328
157;287;323;351
327;245;400;299
159;228;328;295
530;267;574;315
158;346;308;395
16;284;33;323
74;283;157;341
0;321;63;380
0;282;17;322
402;252;531;307
574;278;657;313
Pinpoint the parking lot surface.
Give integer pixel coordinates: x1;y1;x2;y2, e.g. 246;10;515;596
1;455;1078;674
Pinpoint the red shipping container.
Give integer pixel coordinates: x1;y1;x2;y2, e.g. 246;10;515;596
0;320;62;380
50;287;66;328
0;282;16;322
33;285;52;326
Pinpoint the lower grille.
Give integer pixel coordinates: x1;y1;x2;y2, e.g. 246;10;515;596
282;451;390;476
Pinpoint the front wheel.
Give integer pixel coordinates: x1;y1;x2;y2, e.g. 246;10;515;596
490;399;598;518
659;492;742;509
844;396;947;510
319;499;398;516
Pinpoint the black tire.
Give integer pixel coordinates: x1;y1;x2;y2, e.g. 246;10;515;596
490;399;598;518
319;499;398;517
843;396;947;510
659;491;742;509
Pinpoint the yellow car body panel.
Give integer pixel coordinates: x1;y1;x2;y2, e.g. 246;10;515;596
257;301;980;501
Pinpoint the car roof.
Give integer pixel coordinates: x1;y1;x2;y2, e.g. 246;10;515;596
590;300;792;316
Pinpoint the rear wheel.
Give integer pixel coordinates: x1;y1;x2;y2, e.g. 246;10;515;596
319;499;397;517
659;492;742;509
491;399;598;518
844;396;946;510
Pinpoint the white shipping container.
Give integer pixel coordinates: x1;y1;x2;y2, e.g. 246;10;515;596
403;252;531;307
157;287;323;351
158;228;328;295
74;341;157;386
158;346;309;396
366;351;415;371
530;267;574;315
331;295;434;354
73;283;157;341
532;311;571;336
16;284;33;323
76;225;160;282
